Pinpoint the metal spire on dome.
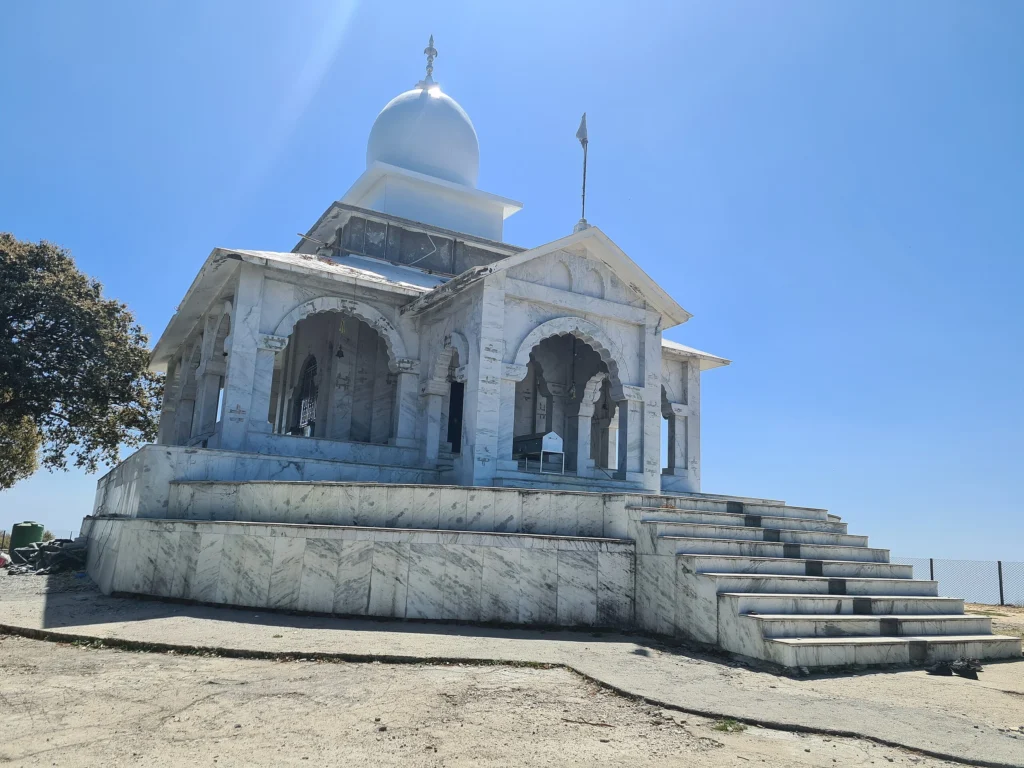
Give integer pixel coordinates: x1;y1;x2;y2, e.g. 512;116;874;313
422;35;438;85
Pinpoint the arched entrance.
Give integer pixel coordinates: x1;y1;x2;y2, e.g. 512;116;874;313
510;333;622;475
269;310;396;443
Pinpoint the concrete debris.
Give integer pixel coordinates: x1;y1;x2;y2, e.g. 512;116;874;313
6;538;87;575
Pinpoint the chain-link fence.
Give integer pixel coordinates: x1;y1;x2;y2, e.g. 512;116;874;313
892;557;1023;606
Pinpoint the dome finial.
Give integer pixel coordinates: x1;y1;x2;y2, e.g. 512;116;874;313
423;35;438;85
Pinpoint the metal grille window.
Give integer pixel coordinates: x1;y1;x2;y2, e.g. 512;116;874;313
297;357;318;428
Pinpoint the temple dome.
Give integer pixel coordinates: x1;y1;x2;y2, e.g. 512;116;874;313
366;83;480;188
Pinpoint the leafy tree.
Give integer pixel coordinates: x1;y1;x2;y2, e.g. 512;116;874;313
0;233;162;489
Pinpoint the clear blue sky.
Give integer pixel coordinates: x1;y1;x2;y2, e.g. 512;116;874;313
1;1;1021;559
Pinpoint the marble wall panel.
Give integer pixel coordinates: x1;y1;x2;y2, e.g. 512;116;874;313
439;487;469;530
410;486;441;528
368;542;410;617
356;486;387;527
385;486;416;528
518;548;558;624
520;492;551;534
406;544;447;619
550;494;578;536
597;551;634;626
333;540;373;615
190;533;225;602
268;536;306;609
297;538;344;613
480;546;521;623
150;530;181;597
171;529;202;599
442;545;484;621
491;491;521;533
576;495;605;538
336;484;359;526
218;533;273;608
556;551;598;626
464;488;495;532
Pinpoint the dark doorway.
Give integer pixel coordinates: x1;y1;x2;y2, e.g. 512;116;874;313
447;381;464;454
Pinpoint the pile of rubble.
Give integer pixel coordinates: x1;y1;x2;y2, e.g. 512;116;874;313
4;538;87;576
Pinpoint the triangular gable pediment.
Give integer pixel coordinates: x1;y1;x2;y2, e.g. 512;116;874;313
487;227;692;328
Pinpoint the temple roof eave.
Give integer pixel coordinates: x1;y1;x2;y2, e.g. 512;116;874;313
149;248;438;371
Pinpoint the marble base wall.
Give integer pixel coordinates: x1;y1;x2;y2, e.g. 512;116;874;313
82;517;635;628
168;482;625;539
93;445;441;520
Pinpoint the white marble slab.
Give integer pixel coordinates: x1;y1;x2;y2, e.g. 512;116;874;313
518;548;558;624
367;542;410;617
333;539;373;614
268;536;306;609
406;544;447;619
556;550;598;626
443;544;484;621
297;538;343;613
480;546;521;623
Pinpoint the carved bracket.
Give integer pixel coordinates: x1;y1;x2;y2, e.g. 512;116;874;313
257;333;289;352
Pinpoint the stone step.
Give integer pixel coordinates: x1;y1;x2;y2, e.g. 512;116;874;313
491;472;642;493
659;535;890;563
648;521;868;547
748;613;993;639
703;573;938;597
677;554;912;579
720;592;964;616
766;635;1022;668
639;496;829;522
634;508;848;534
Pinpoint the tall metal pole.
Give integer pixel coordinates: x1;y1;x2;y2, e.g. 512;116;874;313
581;141;588;221
997;560;1005;606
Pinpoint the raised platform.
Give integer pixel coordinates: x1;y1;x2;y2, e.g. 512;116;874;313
84;468;1022;670
83;517;633;627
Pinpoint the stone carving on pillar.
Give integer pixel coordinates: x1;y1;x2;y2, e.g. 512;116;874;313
575;372;607;477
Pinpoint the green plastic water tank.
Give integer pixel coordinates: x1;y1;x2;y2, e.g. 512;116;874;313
10;521;45;551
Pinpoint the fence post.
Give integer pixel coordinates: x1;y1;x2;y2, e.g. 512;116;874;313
929;558;934;581
997;560;1005;606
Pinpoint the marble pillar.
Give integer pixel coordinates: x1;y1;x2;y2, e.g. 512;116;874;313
640;317;664;492
615;389;645;482
192;364;223;437
156;358;179;445
498;364;528;472
248;334;288;437
421;387;444;465
219;264;264;452
390;364;420;449
467;276;507;485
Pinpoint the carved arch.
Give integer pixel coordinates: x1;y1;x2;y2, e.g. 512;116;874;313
577;372;609;419
511;316;629;397
434;331;470;382
273;296;408;372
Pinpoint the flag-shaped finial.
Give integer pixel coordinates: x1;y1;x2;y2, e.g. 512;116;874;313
576;113;588;147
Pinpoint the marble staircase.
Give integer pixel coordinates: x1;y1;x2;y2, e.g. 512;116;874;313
630;495;1022;669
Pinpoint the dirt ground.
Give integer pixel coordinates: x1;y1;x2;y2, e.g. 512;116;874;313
0;635;961;768
967;603;1024;640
